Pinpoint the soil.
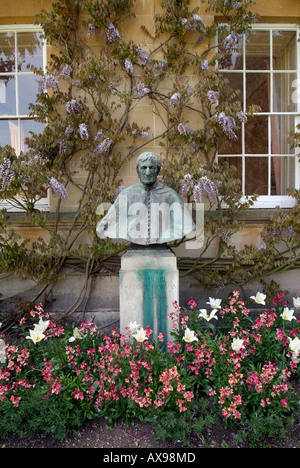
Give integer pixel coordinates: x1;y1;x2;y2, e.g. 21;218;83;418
0;417;299;449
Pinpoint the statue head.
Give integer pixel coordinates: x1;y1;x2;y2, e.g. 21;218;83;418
136;152;161;188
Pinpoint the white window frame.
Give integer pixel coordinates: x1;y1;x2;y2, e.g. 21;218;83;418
218;23;300;209
0;24;49;212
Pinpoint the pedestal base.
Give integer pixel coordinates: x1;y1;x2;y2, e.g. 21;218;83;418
120;249;179;342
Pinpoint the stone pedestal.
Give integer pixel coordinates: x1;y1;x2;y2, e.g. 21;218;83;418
119;249;179;342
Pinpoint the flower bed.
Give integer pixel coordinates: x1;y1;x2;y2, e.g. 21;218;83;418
0;291;299;445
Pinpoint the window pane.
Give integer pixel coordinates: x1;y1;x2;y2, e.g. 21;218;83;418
271;156;296;195
21;119;45;153
273;72;297;112
273;31;297;71
246;30;270;70
0;76;16;115
246;73;270;111
17;32;44;72
271;115;295;155
0;32;15;73
0;119;19;153
245;157;269;195
18;74;39;115
219;156;243;186
221;72;244;108
218;126;242;155
245;116;268;154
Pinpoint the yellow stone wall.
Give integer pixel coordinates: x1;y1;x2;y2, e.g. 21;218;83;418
1;0;299;253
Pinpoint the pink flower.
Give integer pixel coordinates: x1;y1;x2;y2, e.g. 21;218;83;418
73;389;84;400
281;398;288;408
10;395;21;407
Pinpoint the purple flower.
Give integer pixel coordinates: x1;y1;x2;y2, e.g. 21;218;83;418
135;83;150;98
207;90;219;105
94;130;104;141
177;123;194;135
87;23;96;39
105;22;122;43
192;14;205;28
38;75;60;93
62;64;72;77
201;60;209;70
0;158;14;190
170;92;181;108
236;111;248;123
59;141;68;155
65;125;74;136
79;123;89;140
140;131;149;139
94;138;113;155
286;226;296;237
49;177;68;200
179;174;194;196
215;112;238;140
125;59;133;74
193;176;219;202
223;33;241;50
136;47;149;65
66;99;83;114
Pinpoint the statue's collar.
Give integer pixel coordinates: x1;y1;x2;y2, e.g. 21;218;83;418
139;181;160;192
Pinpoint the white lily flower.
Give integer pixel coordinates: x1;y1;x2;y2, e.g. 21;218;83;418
133;328;148;343
26;328;45;344
288;336;300;354
250;292;266;305
128;321;141;335
34;318;50;333
183;328;198;343
69;327;83;342
198;309;218;321
206;298;222;309
281;307;296;321
293;297;300;308
231;337;244;352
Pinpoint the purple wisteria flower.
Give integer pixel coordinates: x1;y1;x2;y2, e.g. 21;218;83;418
135;83;150;98
65;125;74;136
207;90;219;105
192;176;220;202
49;177;68;200
94;130;104;141
223;33;241;50
125;59;133;74
140;131;149;139
0;158;14;191
59;141;68;155
170;92;181;108
79;123;89;141
87;23;96;39
66;99;83;114
94;138;113;155
105;22;122;43
136;47;149;65
215;112;238;140
62;64;72;78
201;60;209;70
179;174;194;197
38;75;60;93
236;111;248;123
177;123;194;135
191;14;205;28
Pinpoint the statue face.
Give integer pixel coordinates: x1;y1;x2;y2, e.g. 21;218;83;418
137;159;158;187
